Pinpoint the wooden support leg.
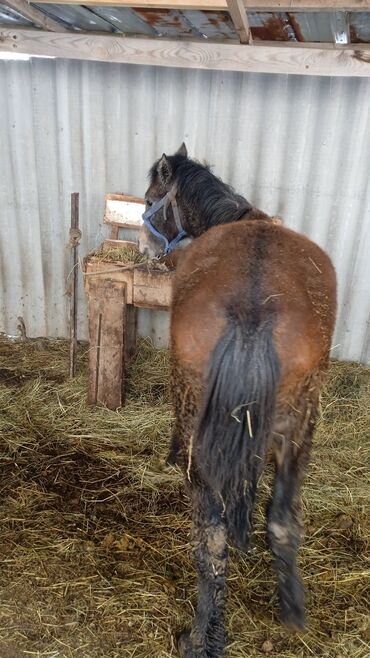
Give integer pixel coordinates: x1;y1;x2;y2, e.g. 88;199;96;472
87;277;131;409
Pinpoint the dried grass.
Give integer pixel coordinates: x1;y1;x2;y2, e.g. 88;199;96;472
0;337;369;658
93;246;147;265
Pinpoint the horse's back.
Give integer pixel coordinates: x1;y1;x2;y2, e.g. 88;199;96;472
171;220;336;389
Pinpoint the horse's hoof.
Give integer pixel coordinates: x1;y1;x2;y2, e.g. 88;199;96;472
279;578;305;632
177;628;206;658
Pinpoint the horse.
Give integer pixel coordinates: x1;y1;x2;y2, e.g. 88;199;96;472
138;144;337;658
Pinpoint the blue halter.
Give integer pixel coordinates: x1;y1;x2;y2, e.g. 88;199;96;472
142;183;187;255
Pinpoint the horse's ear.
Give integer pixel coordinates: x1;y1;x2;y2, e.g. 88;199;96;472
176;142;188;158
157;154;172;184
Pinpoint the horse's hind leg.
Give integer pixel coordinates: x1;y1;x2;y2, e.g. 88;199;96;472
178;486;228;658
267;403;317;631
166;363;198;467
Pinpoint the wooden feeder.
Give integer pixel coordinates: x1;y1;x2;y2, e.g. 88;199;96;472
84;194;173;410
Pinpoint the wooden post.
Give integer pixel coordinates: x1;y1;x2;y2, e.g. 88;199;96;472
87;278;131;409
69;193;81;378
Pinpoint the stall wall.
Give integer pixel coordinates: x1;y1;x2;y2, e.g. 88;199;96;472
0;59;369;361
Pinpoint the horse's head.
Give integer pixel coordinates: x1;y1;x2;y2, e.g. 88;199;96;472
138;143;190;258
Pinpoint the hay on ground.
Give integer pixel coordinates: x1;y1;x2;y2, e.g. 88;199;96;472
0;336;369;658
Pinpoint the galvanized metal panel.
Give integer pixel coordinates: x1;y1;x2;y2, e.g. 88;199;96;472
290;11;333;42
349;11;370;43
87;7;157;36
0;59;369;363
183;10;235;40
0;4;34;26
132;8;203;38
32;3;116;32
2;7;370;45
2;8;370;45
248;12;296;41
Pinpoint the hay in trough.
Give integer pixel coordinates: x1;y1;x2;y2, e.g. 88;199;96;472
93;246;147;265
0;336;369;658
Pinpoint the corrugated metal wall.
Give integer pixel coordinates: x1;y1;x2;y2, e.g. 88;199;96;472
0;59;369;362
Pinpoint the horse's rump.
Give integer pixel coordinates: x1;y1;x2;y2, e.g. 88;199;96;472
171;219;336;391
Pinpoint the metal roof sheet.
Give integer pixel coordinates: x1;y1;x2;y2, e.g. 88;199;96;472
33;3;117;32
86;6;157;36
349;11;370;43
0;4;35;27
0;6;369;45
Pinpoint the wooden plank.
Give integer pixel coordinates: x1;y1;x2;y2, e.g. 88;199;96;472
2;0;68;31
104;194;144;228
133;266;173;308
226;0;252;45
246;1;370;10
1;29;370;77
87;278;127;409
84;260;134;303
110;225;119;240
102;239;138;250
29;0;227;8
106;193;145;204
31;0;370;11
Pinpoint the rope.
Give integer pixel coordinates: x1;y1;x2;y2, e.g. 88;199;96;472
69;227;82;248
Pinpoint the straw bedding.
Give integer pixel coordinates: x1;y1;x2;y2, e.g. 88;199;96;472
92;247;147;265
0;336;369;658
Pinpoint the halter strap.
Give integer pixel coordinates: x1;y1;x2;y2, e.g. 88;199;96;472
142;183;187;254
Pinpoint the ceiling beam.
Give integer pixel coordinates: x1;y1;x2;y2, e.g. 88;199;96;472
226;0;252;44
244;0;370;9
30;0;370;11
1;29;370;76
2;0;68;31
30;0;228;7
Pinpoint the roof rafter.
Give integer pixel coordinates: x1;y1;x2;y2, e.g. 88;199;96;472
226;0;252;44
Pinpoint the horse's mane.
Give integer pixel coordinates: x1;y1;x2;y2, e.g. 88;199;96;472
150;156;253;228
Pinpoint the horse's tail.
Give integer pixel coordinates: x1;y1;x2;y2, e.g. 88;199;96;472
194;315;280;550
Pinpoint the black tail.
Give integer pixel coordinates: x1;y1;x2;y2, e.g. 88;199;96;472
194;316;280;550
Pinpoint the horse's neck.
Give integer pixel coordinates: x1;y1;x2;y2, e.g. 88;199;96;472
182;204;205;237
177;163;271;233
181;198;270;236
243;207;271;222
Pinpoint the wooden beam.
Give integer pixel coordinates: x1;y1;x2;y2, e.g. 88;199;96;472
1;29;370;77
2;0;68;32
33;0;228;7
244;0;370;9
30;0;370;12
226;0;251;45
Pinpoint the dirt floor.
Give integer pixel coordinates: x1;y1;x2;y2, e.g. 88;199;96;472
0;337;369;658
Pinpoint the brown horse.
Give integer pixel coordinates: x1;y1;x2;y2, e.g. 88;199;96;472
139;144;337;658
